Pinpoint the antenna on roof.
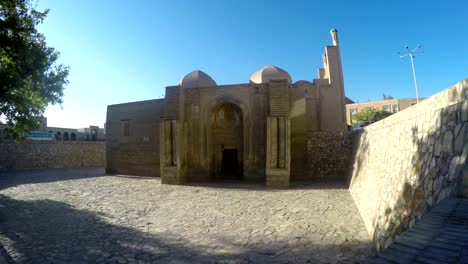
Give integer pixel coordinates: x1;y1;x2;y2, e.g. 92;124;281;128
398;44;424;103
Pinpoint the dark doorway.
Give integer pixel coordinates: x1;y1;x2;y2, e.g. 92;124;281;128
91;129;97;141
221;149;240;179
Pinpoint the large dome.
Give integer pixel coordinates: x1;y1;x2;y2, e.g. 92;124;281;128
249;65;292;84
179;70;217;88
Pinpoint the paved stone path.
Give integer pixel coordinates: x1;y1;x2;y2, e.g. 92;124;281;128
367;198;468;264
0;167;371;264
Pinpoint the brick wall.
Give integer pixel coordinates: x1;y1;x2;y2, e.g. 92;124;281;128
106;99;165;177
349;79;468;251
0;141;105;170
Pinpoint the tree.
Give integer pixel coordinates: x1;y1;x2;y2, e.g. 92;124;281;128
0;0;69;141
382;94;394;100
352;107;392;124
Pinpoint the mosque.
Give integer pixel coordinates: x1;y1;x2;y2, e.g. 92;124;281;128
106;29;348;187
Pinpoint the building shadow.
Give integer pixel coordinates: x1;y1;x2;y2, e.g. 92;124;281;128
0;167;107;191
185;179;349;191
112;174;160;180
0;194;372;263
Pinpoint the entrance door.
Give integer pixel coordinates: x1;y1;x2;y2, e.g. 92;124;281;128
221;149;239;179
211;102;243;179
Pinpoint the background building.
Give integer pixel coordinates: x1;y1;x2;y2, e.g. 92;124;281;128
0;117;105;141
345;98;419;125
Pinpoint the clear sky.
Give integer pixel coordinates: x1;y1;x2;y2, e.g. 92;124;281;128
37;0;467;128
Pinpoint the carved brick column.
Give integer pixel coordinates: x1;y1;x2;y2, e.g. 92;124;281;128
160;86;184;184
266;80;291;188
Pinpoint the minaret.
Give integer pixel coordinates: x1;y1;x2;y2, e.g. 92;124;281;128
318;28;347;131
330;28;339;46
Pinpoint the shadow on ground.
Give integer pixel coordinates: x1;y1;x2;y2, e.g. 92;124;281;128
185;179;349;191
0;167;107;190
0;194;371;263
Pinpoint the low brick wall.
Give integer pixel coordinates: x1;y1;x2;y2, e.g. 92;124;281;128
349;79;468;251
0;141;105;170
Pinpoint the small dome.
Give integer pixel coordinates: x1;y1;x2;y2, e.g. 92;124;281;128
293;80;314;87
330;28;338;33
179;70;216;88
249;65;292;84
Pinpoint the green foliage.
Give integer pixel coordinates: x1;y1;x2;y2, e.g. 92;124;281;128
0;0;69;141
382;94;394;100
352;107;392;124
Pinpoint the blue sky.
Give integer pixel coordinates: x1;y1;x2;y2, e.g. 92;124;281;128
37;0;467;128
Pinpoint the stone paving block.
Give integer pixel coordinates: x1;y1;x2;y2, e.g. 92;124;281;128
0;169;372;264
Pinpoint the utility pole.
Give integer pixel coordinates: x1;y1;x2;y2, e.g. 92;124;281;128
398;44;423;103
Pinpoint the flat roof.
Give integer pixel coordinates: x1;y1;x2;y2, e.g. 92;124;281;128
107;98;164;108
346;98;422;106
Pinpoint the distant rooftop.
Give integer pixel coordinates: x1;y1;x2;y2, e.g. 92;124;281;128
346;98;422;105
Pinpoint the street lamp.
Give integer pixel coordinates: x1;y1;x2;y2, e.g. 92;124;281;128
398;44;423;103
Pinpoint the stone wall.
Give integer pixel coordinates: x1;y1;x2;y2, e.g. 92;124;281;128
291;132;352;181
0;141;105;170
306;132;353;181
349;79;468;251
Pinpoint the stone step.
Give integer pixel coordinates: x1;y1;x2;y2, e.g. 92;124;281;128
379;247;416;264
367;199;468;264
430;241;462;252
367;257;394;264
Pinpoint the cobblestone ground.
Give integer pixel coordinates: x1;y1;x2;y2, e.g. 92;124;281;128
0;167;371;264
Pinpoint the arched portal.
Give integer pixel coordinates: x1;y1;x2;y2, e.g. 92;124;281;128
63;132;69;141
70;132;76;141
56;132;62;141
210;102;243;179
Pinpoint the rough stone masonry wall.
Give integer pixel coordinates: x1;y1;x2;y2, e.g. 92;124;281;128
349;79;468;251
0;141;105;170
302;132;352;181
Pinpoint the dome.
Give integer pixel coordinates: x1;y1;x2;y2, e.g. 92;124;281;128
293;80;314;87
179;70;217;88
249;65;292;84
